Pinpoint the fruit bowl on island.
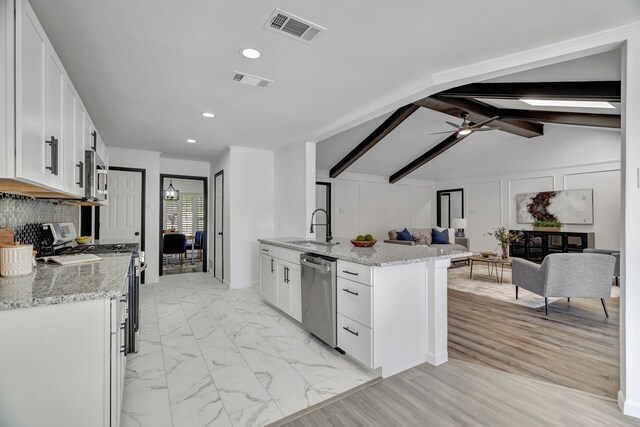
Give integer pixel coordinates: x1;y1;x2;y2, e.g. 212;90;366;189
351;234;377;247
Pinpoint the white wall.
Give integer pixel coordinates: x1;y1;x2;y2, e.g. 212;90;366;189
108;147;161;283
436;161;621;252
274;142;316;237
431;123;621;252
620;29;640;418
210;146;274;289
317;170;436;241
228;146;274;288
160;157;211;177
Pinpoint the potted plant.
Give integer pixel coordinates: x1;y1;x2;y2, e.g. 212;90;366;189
487;227;524;259
532;220;563;232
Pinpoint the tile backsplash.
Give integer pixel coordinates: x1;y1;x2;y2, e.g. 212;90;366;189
0;192;80;248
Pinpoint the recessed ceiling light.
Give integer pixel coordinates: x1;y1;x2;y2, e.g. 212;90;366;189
202;112;215;118
186;139;196;143
241;48;261;59
520;99;616;109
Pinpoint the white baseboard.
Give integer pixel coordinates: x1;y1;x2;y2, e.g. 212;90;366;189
426;351;448;366
228;280;258;289
619;390;640;419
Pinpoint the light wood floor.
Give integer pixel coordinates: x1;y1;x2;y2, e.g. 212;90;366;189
280;284;628;426
280;358;637;427
448;288;620;398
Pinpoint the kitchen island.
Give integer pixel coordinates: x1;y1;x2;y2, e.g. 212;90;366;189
0;254;132;427
258;237;471;377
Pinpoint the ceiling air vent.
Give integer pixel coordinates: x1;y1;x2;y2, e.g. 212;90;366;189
231;71;273;88
264;8;326;43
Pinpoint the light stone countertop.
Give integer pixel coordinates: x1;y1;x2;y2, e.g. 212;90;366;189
0;254;131;311
258;237;472;267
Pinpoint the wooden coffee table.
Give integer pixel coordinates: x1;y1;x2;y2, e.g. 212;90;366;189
469;255;512;284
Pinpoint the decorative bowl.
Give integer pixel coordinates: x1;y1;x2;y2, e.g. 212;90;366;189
351;239;377;247
76;236;91;245
480;251;494;258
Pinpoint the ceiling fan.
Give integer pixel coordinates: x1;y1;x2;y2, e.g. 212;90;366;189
429;112;499;136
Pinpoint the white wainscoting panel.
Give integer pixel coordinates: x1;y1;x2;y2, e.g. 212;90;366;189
466;181;502;252
564;169;621;250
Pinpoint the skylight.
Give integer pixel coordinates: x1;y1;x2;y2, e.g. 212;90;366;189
520;99;616;109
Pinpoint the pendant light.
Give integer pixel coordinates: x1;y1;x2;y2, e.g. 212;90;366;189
164;179;180;200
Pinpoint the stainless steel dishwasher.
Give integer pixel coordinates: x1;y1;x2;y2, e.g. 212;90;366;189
300;253;337;347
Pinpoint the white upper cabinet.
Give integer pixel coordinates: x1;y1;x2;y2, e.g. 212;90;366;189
45;46;65;190
15;0;47;186
62;79;80;195
73;97;87;195
2;0;109;197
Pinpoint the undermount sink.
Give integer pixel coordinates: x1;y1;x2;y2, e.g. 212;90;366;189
286;240;339;247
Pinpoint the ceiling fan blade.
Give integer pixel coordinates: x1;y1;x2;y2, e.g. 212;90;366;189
445;121;461;129
472;128;497;132
470;116;500;129
428;130;457;135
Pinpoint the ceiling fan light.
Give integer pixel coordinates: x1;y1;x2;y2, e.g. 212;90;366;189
458;129;472;136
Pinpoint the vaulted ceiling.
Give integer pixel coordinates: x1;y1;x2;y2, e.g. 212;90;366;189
28;1;640;160
316;50;623;182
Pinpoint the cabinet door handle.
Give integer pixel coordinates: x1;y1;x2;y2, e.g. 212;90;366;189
342;270;359;276
270;258;274;273
285;266;289;283
76;161;84;187
91;130;97;151
342;326;359;336
120;345;126;354
45;136;58;175
261;248;269;252
342;288;359;296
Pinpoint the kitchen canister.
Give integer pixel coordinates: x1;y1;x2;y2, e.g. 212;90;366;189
0;243;34;277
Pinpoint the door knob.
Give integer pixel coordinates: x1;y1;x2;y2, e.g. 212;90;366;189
135;232;140;236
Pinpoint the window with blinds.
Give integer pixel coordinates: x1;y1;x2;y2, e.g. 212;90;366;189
165;200;178;230
164;193;204;234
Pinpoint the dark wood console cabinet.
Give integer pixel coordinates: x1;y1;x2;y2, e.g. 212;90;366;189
509;230;595;263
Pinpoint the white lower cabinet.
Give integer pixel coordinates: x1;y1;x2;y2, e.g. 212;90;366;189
0;291;128;427
337;313;373;368
259;245;302;322
337;271;374;369
259;254;276;304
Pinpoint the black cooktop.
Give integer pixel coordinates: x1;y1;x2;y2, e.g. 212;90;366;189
59;243;140;255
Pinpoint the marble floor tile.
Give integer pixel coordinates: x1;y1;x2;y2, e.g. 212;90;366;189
228;400;284;427
236;341;291;374
122;272;379;426
197;327;246;372
257;368;323;416
221;317;265;347
212;362;272;413
280;346;343;385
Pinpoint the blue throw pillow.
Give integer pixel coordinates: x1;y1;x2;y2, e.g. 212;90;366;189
432;228;449;244
397;228;413;241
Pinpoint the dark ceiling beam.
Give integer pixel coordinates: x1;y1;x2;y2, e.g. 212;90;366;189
499;109;620;128
329;104;420;178
389;130;473;184
415;96;544;138
437;81;621;102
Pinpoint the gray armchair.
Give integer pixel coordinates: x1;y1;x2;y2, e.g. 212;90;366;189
511;253;615;317
583;249;620;286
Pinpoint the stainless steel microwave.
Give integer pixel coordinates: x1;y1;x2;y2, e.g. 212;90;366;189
84;150;108;202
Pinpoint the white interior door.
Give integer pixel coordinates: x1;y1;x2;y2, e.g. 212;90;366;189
100;169;142;245
214;171;223;281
